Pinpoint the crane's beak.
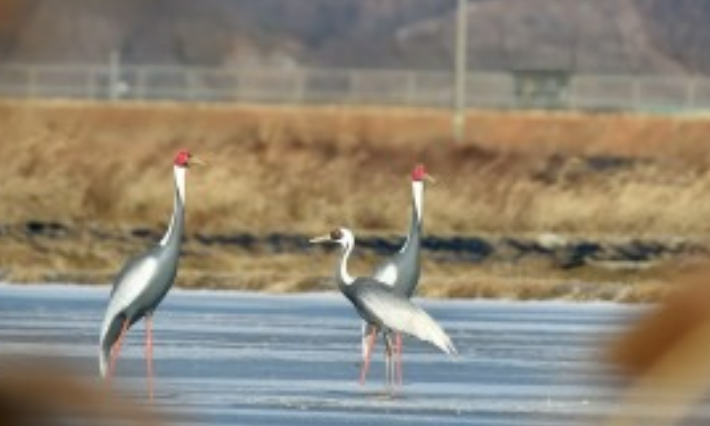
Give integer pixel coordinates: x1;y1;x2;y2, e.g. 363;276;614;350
309;234;332;244
424;173;436;185
189;156;206;167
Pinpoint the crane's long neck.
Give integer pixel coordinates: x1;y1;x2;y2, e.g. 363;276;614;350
336;236;355;288
160;166;186;248
400;181;424;254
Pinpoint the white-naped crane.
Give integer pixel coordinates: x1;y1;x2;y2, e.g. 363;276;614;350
99;149;202;400
310;227;455;391
362;164;434;386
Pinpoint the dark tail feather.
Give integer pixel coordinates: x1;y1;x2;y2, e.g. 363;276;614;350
99;313;124;378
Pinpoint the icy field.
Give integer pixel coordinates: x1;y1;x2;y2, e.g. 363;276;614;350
0;284;644;426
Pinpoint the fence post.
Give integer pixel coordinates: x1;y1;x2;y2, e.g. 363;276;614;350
631;78;642;111
86;66;97;99
292;70;306;104
108;51;121;100
687;77;697;110
567;76;577;110
186;69;197;100
452;0;469;143
134;67;147;100
348;69;360;103
405;71;417;105
26;66;37;98
233;68;242;102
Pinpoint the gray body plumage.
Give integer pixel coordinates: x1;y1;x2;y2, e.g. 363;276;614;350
372;193;422;297
363;179;425;352
99;169;185;377
322;228;455;356
343;277;455;355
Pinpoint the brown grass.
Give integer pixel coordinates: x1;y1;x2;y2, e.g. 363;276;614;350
3;100;710;235
2;99;710;299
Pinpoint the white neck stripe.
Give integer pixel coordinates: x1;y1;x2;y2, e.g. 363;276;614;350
399;181;424;253
160;166;186;246
339;233;355;285
174;166;186;205
412;181;423;224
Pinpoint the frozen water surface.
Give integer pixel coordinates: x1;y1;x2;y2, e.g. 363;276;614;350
0;284;647;425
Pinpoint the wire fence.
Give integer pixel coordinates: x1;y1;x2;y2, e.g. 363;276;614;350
2;63;710;113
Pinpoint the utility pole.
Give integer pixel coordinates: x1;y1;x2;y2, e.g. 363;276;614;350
109;50;121;100
453;0;468;143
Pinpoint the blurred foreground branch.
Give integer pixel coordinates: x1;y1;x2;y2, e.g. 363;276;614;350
0;356;163;426
606;266;710;426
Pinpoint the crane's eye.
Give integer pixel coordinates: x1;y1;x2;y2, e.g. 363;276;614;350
330;229;342;240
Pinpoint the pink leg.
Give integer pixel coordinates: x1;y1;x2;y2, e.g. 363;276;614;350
145;314;154;401
384;334;395;392
108;318;130;383
395;333;403;386
359;329;377;385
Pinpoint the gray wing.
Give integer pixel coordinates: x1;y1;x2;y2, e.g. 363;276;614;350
99;254;159;376
365;259;398;359
110;254;143;297
105;252;159;323
353;279;456;355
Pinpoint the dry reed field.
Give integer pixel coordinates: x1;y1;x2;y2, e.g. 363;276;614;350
2;100;710;300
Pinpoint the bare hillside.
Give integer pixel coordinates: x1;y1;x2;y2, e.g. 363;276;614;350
0;0;706;74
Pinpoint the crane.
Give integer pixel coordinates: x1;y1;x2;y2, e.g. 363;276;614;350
98;149;202;400
363;164;435;386
310;227;455;391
